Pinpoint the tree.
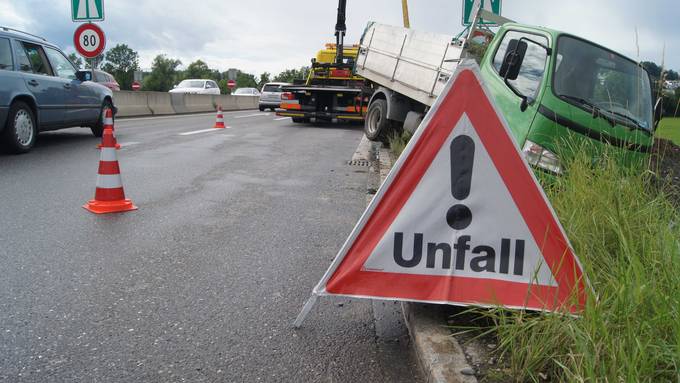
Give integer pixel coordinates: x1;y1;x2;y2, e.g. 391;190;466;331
666;70;679;81
236;71;258;88
258;72;271;88
218;79;230;95
101;44;139;90
273;67;309;83
143;55;182;92
84;54;104;70
67;53;83;70
183;60;213;80
641;61;662;79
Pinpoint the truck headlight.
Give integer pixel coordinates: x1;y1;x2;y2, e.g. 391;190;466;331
522;140;562;175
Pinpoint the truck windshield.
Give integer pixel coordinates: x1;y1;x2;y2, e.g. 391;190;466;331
553;36;652;131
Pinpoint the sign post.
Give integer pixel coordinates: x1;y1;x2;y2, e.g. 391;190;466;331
294;61;588;328
72;0;105;22
73;23;106;83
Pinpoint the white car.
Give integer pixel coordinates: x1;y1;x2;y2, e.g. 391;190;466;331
232;87;261;97
169;79;220;95
259;82;291;111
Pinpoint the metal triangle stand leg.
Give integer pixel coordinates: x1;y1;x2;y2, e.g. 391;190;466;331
292;294;318;329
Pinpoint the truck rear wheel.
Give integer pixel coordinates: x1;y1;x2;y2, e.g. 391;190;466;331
364;99;391;142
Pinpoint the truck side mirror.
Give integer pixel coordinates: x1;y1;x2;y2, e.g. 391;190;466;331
75;70;92;82
653;97;664;129
499;39;527;81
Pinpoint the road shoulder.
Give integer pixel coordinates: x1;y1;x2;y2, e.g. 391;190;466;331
375;145;477;383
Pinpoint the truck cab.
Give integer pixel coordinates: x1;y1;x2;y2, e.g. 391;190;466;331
480;23;654;174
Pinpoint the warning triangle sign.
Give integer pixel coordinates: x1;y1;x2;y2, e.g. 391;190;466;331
313;62;587;313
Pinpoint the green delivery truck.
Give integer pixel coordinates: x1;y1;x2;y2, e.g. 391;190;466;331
356;7;662;175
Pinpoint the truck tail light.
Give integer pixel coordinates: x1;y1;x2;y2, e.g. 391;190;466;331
281;92;295;100
330;69;351;78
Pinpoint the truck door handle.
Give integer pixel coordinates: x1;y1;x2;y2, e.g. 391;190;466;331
63;84;71;89
28;79;39;86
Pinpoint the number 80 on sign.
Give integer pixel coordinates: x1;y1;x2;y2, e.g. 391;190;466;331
73;23;106;59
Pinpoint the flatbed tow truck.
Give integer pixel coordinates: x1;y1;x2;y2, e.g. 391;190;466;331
276;0;367;123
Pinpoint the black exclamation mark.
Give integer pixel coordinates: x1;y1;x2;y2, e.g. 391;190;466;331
446;135;475;230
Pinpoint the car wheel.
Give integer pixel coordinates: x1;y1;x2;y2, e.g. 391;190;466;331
364;99;393;142
259;106;265;112
91;100;114;138
270;107;276;112
1;101;37;154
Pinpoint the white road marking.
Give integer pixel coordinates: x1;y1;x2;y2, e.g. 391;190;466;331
234;113;269;119
119;141;140;148
179;128;221;136
274;117;289;121
118;110;254;123
351;134;373;162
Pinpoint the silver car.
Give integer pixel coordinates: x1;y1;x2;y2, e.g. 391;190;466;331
258;82;290;111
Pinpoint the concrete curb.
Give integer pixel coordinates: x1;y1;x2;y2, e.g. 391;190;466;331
376;146;477;383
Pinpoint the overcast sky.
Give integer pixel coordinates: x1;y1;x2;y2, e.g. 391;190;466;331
1;0;678;75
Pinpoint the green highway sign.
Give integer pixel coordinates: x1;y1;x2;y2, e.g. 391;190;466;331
72;0;105;22
462;0;501;26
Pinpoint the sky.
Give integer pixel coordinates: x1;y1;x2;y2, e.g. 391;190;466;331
1;0;678;76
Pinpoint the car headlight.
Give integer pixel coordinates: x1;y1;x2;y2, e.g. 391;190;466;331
522;140;562;175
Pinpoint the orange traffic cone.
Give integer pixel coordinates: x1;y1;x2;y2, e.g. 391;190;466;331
214;106;226;129
97;109;121;149
83;126;138;214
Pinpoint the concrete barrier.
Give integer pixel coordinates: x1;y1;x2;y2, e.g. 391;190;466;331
215;95;239;111
146;92;175;115
113;91;258;117
112;91;151;117
184;94;216;113
169;93;188;114
235;96;258;110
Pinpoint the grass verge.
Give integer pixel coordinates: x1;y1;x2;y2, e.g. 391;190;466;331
454;151;680;381
656;117;680;145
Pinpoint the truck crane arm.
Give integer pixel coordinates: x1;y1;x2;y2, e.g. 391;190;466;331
335;0;347;65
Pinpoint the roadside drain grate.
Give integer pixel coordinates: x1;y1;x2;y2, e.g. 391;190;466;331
347;160;371;167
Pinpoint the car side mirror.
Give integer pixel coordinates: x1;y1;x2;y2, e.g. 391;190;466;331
653;97;664;129
75;70;92;82
499;39;528;81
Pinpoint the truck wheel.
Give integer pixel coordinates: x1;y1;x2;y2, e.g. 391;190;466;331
292;117;310;123
1;101;37;154
91;100;114;138
365;99;390;142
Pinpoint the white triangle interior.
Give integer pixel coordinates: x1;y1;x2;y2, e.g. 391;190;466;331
363;113;557;287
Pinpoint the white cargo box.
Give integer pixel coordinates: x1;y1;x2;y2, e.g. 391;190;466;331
355;22;465;107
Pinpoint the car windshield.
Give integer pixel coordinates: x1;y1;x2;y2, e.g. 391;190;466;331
177;80;205;88
262;84;282;92
554;35;653;130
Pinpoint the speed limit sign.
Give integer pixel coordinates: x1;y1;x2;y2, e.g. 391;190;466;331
73;23;106;59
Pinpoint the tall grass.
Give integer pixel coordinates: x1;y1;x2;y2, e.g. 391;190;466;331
459;150;680;382
388;129;413;158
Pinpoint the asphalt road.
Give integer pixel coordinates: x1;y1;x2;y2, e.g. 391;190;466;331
0;111;422;382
